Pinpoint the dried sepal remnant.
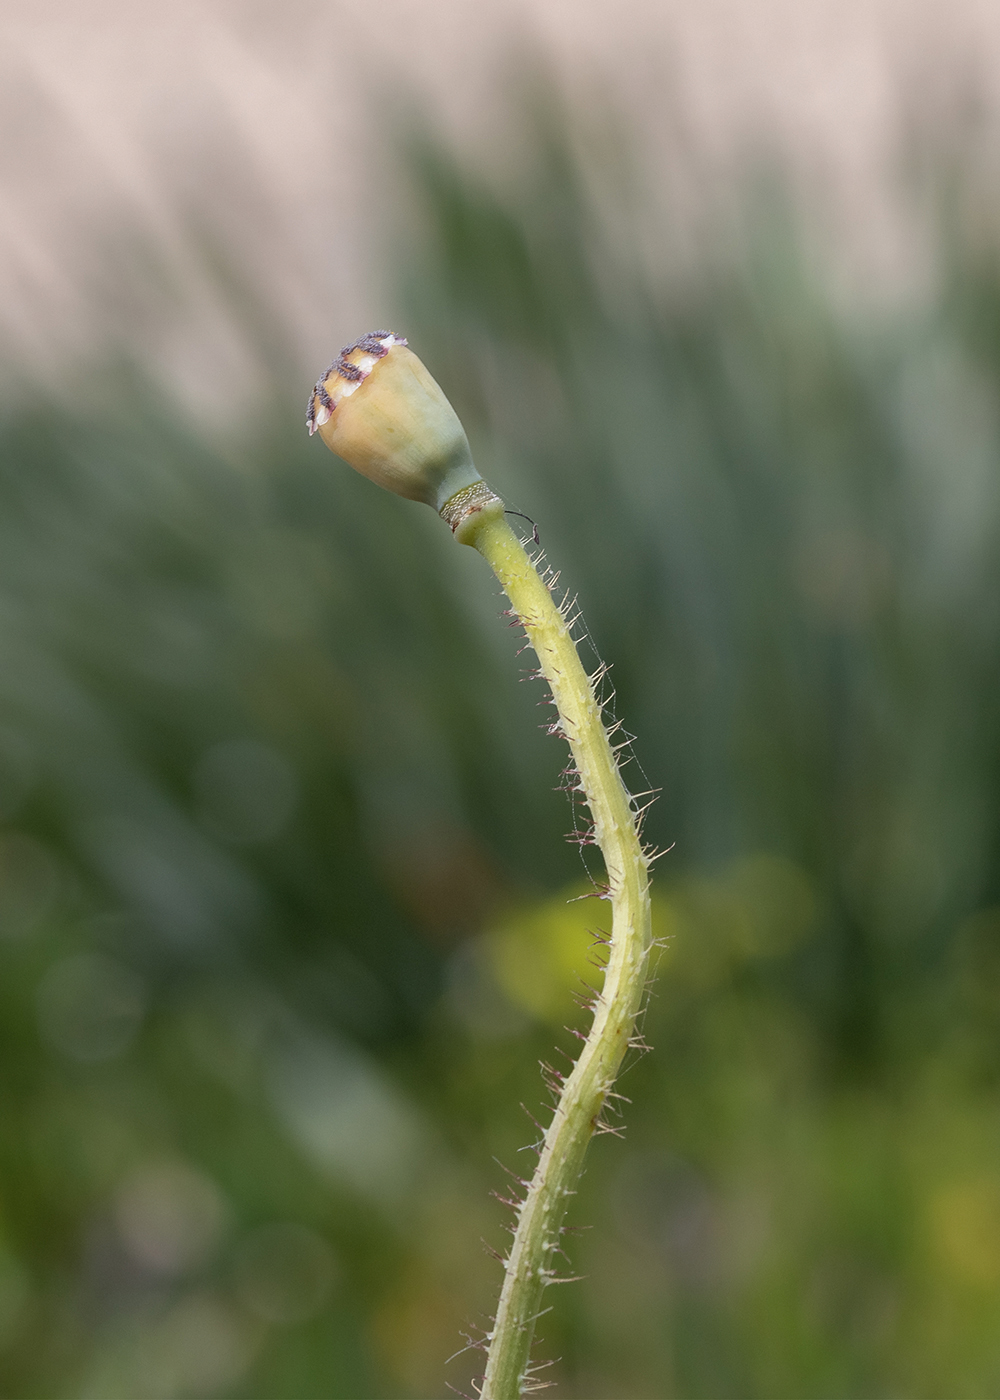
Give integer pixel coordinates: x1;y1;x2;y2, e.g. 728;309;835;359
306;331;405;434
440;480;504;541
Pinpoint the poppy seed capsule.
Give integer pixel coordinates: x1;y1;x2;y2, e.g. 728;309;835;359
307;332;493;519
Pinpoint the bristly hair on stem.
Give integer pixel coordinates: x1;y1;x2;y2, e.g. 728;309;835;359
306;333;655;1400
457;508;654;1400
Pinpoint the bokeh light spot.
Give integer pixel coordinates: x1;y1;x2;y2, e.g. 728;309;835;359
929;1176;1000;1287
114;1161;230;1276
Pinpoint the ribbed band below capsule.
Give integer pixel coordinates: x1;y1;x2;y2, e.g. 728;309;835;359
439;480;504;533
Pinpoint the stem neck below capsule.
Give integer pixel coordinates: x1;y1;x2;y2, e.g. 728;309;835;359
439;481;505;545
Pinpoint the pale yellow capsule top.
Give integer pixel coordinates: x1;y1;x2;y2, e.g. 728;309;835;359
307;332;484;512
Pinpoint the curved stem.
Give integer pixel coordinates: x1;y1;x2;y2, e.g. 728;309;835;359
461;510;652;1400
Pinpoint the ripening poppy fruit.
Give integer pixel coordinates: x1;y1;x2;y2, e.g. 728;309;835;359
307;332;483;512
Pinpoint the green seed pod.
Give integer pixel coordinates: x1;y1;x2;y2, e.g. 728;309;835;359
307;332;486;514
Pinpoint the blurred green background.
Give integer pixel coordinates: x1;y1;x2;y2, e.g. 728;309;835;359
4;74;1000;1400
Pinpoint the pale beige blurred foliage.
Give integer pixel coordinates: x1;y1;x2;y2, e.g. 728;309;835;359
3;0;1000;423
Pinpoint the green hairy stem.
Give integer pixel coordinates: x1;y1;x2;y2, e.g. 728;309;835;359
460;507;653;1400
306;334;653;1399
